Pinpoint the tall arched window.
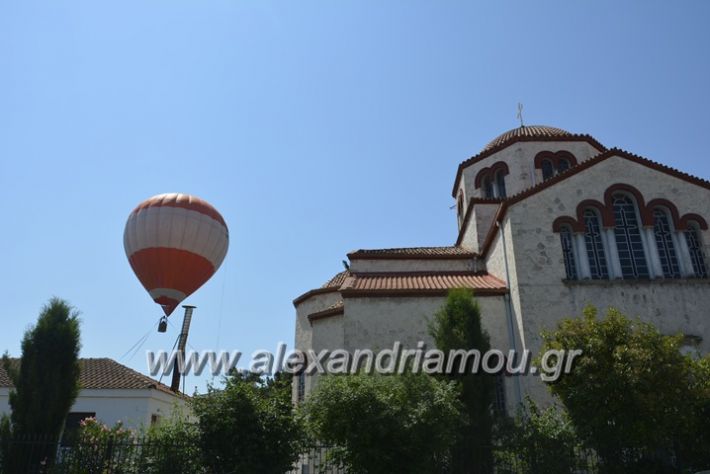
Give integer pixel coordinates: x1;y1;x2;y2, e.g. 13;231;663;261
685;223;708;278
652;208;681;278
457;193;464;224
559;225;577;280
495;170;507;198
297;372;306;402
557;158;571;173
583;209;609;279
541;160;554;181
612;194;649;278
482;176;494;199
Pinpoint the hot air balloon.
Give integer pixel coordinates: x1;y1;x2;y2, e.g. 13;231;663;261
123;193;229;317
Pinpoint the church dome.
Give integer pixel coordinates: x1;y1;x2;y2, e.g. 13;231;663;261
483;125;571;151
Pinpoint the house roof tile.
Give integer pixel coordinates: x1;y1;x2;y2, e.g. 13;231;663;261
0;358;181;396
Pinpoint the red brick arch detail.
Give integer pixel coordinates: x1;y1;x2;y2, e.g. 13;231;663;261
552;183;709;236
603;183;654;227
646;199;682;229
552;216;584;233
679;213;709;231
534;151;578;170
474;162;510;189
576;199;614;228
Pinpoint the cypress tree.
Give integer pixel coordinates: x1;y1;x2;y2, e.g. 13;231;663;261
429;288;495;474
3;298;81;469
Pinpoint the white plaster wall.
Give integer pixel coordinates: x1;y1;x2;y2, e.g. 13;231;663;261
339;295;517;412
294;292;343;353
349;258;476;273
484;218;527;353
504;154;710;405
0;388;188;430
293;292;343;402
474;203;500;251
458;141;602;202
0;387;9;418
460;203;499;253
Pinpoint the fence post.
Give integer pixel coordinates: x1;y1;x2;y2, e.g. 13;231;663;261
105;436;114;473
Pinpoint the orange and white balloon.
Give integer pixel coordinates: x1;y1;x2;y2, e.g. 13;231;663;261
123;193;229;316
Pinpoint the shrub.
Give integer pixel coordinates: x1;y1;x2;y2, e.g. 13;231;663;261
300;371;461;474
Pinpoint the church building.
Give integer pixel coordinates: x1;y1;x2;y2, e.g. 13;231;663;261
292;125;710;412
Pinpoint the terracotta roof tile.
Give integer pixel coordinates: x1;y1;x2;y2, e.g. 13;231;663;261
483;125;571;151
347;246;475;260
0;358;180;396
340;272;506;297
321;270;351;288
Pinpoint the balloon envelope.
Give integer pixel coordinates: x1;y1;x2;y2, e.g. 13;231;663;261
124;193;229;316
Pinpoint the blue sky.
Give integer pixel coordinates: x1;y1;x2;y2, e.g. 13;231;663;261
1;1;709;392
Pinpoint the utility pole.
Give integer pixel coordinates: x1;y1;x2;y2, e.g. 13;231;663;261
171;305;195;393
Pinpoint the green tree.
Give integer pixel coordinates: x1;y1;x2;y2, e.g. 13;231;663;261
429;288;496;473
192;371;303;474
2;298;81;470
300;371;461;474
540;306;710;472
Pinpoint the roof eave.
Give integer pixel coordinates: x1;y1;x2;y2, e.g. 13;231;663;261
293;286;340;307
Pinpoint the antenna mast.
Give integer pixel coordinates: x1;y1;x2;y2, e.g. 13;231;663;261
171;305;195;393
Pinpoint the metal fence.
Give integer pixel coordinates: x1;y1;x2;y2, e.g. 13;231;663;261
284;444;604;474
0;435;205;474
0;436;699;474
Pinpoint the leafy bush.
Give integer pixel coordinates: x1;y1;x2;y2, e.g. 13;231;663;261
70;417;137;473
540;306;710;473
494;398;584;474
300;371;461;474
193;371;304;474
138;409;204;474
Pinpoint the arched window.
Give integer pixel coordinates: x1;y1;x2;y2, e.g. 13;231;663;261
559;225;577;280
482;176;494;199
685;223;708;278
612;194;649;278
583;209;609;279
541;160;554;181
457;193;464;223
652;208;681;278
297;372;306;402
495;170;507;198
557;158;571;173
